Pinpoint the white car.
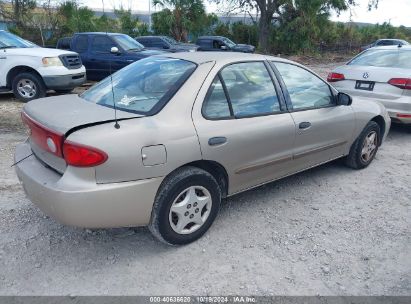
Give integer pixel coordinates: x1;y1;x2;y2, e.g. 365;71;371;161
0;30;86;101
328;45;411;124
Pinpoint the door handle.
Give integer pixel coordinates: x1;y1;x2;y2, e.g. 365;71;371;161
299;122;312;129
208;137;227;146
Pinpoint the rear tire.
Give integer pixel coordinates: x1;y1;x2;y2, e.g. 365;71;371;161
149;166;221;245
345;121;380;169
12;72;46;102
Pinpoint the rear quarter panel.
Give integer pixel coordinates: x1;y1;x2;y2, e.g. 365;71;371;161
66;61;216;184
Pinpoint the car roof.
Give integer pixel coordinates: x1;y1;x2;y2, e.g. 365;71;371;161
369;45;411;51
137;36;167;38
75;32;125;36
159;52;293;65
198;36;228;40
376;38;406;41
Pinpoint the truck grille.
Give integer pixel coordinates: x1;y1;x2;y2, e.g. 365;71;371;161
59;54;82;69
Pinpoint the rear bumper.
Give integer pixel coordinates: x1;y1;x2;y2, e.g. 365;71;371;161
15;141;163;228
43;73;86;90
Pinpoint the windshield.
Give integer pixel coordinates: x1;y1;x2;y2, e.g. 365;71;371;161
222;37;236;48
163;36;178;44
0;31;35;49
113;34;144;51
348;49;411;69
81;57;197;115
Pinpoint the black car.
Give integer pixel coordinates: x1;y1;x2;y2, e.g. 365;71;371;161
135;36;198;53
196;36;255;53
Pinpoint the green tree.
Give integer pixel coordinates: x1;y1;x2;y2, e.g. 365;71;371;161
152;0;209;41
213;0;381;52
115;7;139;36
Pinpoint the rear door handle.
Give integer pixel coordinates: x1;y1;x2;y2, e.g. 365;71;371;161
208;137;227;146
299;122;312;129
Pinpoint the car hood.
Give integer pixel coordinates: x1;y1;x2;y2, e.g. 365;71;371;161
172;43;198;51
130;49;166;56
233;44;255;51
23;94;141;135
5;47;78;57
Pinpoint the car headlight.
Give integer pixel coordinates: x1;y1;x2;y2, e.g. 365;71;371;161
42;57;63;67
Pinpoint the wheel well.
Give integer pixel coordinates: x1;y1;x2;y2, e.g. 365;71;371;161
6;66;42;89
371;115;385;145
183;160;229;198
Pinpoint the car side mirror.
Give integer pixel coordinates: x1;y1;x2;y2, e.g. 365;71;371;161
337;92;352;106
110;46;120;54
221;45;228;50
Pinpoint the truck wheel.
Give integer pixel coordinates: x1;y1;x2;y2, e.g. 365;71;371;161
149;166;221;245
345;121;380;169
12;72;47;102
55;89;73;94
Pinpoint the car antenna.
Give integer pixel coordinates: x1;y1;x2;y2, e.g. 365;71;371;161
102;0;120;129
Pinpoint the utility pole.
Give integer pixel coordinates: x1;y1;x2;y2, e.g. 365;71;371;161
148;0;151;31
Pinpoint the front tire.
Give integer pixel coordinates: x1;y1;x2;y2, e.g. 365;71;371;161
12;72;46;102
345;121;381;169
149;167;221;245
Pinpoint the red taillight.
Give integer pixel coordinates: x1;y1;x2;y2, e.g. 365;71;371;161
388;78;411;90
397;113;411;118
63;141;108;167
21;112;64;157
327;72;345;82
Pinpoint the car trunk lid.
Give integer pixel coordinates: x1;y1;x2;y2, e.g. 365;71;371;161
333;65;411;99
22;94;141;173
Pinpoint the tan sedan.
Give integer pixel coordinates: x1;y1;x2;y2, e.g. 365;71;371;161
15;52;390;245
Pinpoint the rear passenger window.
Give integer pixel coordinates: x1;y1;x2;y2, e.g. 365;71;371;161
221;62;281;117
275;62;333;110
203;77;231;119
202;62;281;119
75;36;88;53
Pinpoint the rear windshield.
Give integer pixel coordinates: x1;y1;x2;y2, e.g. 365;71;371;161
348;49;411;69
81;57;196;115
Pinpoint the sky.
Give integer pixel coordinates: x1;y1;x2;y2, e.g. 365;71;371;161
86;0;411;27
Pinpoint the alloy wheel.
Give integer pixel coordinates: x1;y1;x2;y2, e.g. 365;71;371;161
17;79;37;99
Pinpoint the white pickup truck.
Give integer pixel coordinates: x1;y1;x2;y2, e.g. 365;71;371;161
0;30;86;101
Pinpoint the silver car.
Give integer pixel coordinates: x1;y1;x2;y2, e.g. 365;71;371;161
15;52;390;245
328;45;411;124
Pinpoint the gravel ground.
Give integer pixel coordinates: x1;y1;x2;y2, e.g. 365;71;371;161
0;62;410;296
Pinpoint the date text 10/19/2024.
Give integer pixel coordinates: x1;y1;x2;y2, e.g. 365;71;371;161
149;296;256;303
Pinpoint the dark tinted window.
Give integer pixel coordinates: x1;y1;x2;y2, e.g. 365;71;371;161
220;62;281;117
203;77;231;119
137;38;151;47
91;36;114;53
275;62;333;110
197;39;212;47
151;38;167;48
75;35;88;53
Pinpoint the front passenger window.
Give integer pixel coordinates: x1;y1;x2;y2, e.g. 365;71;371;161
275;62;333;110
